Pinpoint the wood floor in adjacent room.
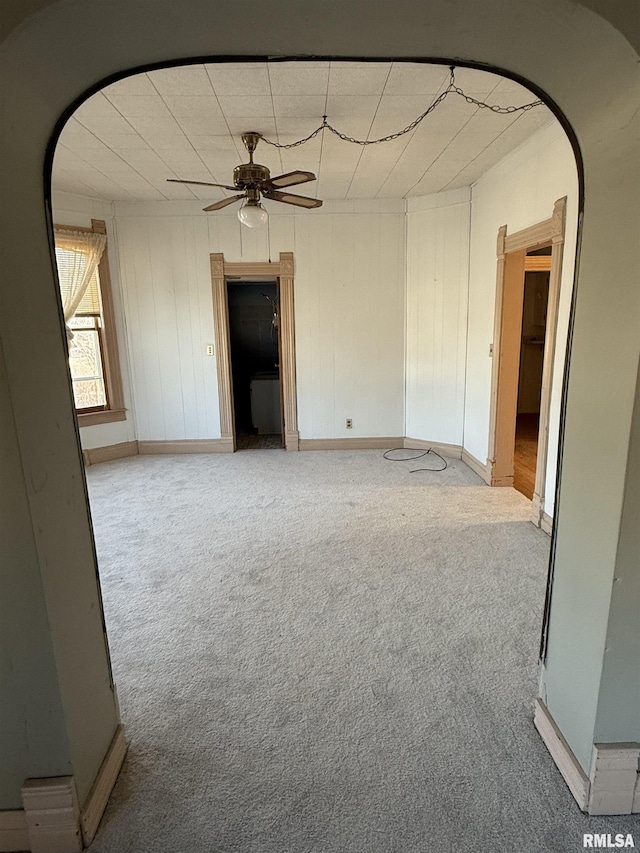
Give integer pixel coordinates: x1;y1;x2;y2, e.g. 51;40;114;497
514;413;539;500
83;450;638;852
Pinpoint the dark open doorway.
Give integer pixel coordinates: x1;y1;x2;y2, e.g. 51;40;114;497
513;247;551;499
227;280;283;450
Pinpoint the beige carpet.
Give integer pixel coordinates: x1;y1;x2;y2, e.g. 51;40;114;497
84;449;640;852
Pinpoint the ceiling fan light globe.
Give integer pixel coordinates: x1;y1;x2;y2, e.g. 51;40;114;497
238;202;268;228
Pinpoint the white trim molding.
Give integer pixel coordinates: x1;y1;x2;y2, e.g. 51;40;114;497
588;743;640;815
461;449;491;484
137;439;232;455
80;725;127;846
299;437;404;451
21;777;82;853
0;811;29;853
403;437;463;458
83;440;138;466
534;698;590;811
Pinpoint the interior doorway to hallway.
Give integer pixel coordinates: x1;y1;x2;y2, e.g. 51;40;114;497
513;249;552;499
488;197;566;527
227;279;284;450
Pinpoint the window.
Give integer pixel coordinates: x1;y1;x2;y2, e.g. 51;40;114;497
54;219;126;426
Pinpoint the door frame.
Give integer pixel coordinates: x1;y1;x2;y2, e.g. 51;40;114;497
487;197;566;527
209;252;299;451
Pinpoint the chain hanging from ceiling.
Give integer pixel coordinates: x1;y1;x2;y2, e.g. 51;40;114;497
259;66;543;150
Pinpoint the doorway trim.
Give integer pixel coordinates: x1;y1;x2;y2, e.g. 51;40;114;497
487;197;567;527
209;252;299;452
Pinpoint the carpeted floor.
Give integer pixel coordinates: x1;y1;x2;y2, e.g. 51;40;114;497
85;450;640;852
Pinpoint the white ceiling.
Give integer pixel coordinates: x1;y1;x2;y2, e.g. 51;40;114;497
53;61;554;203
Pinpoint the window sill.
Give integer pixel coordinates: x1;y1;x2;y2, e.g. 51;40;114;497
77;408;127;427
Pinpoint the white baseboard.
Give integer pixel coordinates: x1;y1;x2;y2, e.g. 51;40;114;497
541;511;554;535
534;698;590;811
83;440;138;466
80;724;127;846
299;437;404;450
589;742;640;815
403;437;462;458
21;776;82;853
461;448;491;483
138;438;232;454
0;811;29;853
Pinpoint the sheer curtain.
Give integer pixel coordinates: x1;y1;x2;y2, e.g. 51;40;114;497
54;228;107;345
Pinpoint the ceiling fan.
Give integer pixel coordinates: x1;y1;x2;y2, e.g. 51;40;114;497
167;132;323;226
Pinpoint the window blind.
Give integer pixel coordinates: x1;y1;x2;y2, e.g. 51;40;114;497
55;246;101;316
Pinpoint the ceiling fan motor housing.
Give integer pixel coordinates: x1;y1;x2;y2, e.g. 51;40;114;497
233;162;271;188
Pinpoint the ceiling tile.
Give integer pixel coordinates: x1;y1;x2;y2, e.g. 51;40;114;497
207;66;271;97
375;94;440;120
383;64;449;95
126;115;183;136
176;116;230;136
76;115;137;136
328;64;391;95
451;67;500;98
318;135;364;171
272;96;326;119
218;96;273;118
58;122;109;149
148;66;213;96
107;95;172;118
324;95;379;120
273;118;323;139
102;75;157;96
74;94;122;120
225;117;278;137
102;134;151;150
188;135;239;152
161;96;223;119
462;110;520;135
268;64;329;96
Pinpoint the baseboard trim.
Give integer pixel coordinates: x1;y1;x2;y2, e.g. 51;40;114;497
461;448;491;483
541;511;554;535
80;724;127;846
588;742;640;815
284;430;299;451
0;811;29;853
299;437;404;451
83;440;138;466
534;698;590;811
403;437;463;458
138;438;232;454
21;776;82;853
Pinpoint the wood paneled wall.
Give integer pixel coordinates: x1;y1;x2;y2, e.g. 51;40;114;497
405;190;471;445
114;202;406;442
465;123;579;516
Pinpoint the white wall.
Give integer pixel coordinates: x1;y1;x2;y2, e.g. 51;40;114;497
114;199;406;442
464;122;579;515
405;189;470;445
51;191;137;450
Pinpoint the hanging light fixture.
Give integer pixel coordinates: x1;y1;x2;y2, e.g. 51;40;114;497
238;198;268;228
236;185;268;228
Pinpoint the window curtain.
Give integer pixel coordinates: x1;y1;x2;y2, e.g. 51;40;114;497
54;228;107;345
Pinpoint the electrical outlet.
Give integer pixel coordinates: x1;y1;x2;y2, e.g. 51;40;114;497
206;345;214;356
346;418;353;429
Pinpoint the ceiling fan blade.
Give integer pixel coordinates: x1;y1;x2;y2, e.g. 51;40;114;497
266;170;317;189
203;194;246;212
167;178;238;191
263;190;323;209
